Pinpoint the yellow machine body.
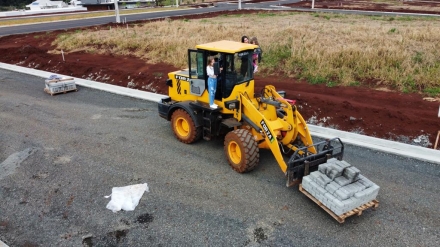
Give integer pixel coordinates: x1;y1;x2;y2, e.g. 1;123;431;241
158;40;344;185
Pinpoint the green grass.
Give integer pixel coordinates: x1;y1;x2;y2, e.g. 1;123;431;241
423;87;440;97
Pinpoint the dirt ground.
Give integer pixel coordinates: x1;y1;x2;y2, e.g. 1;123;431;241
0;7;439;148
284;0;440;14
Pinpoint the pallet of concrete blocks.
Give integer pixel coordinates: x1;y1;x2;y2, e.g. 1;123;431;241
300;158;379;223
44;74;77;96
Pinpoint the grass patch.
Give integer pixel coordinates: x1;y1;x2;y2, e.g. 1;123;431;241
396;16;416;21
257;12;277;17
349;81;361;87
388;28;397;33
153;72;163;77
423;87;440;97
308;76;328;85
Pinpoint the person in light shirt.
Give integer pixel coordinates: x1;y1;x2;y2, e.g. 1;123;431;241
206;56;218;109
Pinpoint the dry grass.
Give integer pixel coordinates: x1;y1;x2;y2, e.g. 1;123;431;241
52;11;440;95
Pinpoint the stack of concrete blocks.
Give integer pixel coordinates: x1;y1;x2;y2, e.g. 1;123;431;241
302;158;380;216
44;75;77;95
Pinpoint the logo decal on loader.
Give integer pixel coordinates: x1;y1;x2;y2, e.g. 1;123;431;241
175;75;189;82
260;120;275;143
175;75;188;95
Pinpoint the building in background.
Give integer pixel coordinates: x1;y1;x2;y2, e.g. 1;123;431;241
26;0;68;10
0;0;158;17
0;0;86;17
80;0;155;11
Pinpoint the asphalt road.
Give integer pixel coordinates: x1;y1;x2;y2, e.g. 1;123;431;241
4;0;440;37
0;69;439;246
0;1;297;36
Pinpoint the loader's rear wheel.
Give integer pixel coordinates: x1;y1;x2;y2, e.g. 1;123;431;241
224;129;259;173
171;109;201;144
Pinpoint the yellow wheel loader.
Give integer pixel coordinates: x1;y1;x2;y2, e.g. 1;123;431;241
158;40;345;186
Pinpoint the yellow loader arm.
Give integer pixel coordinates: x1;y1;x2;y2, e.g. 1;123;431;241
238;85;344;186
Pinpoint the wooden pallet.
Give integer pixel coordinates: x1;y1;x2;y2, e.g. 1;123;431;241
44;87;78;96
299;184;379;223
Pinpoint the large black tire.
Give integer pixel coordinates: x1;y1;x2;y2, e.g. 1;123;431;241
171;109;201;144
224;129;259;173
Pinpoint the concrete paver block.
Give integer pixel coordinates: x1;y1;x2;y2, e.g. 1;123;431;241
316;173;333;187
338;160;352;169
318;163;330;174
303;161;380;216
334;176;351;186
343;166;360;181
325;182;339;194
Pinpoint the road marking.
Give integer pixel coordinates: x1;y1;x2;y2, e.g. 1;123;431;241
91;114;102;119
0;148;36;180
53;155;72;165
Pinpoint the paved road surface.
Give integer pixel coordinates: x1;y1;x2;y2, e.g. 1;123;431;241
0;1;295;36
0;69;439;246
3;1;439;37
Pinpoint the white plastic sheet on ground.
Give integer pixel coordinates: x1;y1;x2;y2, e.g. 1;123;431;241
104;183;149;213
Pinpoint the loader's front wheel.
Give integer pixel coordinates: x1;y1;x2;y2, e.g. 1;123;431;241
171;109;201;144
224;129;259;173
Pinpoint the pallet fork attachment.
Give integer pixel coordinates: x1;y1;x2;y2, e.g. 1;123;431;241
286;138;344;187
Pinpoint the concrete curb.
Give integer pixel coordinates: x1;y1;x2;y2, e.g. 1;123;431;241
1;62;439;165
308;125;440;164
0;63;164;102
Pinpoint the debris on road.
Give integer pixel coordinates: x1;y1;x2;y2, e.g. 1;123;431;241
104;183;149;213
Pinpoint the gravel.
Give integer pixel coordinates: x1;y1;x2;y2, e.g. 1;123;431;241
0;69;439;246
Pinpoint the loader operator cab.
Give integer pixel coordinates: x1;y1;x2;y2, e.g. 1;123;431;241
188;40;257;100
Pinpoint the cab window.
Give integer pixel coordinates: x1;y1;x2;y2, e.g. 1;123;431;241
188;49;205;79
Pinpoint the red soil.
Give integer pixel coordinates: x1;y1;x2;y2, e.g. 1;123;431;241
284;0;440;15
0;9;439;147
